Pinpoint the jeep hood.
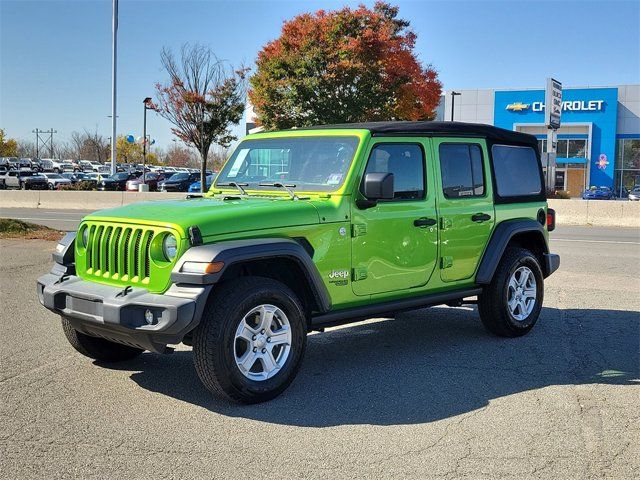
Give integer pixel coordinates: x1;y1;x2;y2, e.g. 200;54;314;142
85;197;320;238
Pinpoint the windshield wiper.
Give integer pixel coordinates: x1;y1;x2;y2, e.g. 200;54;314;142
217;182;249;196
259;182;299;200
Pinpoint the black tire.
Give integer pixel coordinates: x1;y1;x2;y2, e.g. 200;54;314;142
193;277;307;404
61;317;144;362
478;247;544;337
48;182;54;190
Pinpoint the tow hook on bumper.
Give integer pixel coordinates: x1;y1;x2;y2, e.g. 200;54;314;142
37;272;211;353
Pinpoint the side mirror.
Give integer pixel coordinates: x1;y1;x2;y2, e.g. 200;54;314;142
357;172;394;209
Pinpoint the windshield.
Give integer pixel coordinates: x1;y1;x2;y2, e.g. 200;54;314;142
47;174;63;179
109;173;129;180
170;173;189;181
215;136;359;192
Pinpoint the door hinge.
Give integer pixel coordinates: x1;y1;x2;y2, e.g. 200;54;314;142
352;267;368;281
440;217;453;230
351;223;367;237
441;256;453;269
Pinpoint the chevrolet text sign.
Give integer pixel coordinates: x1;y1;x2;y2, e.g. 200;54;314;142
545;78;562;129
531;100;605;112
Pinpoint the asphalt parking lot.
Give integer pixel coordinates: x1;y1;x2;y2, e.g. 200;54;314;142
1;226;638;479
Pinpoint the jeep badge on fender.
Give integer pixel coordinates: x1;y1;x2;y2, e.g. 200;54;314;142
37;121;559;404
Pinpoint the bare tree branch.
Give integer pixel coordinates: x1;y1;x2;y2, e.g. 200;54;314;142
154;43;248;192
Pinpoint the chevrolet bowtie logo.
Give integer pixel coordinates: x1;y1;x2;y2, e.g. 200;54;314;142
506;102;530;112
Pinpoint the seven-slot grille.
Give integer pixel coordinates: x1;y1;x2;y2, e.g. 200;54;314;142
84;224;155;283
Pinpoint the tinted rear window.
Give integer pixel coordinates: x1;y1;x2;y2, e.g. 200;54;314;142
439;144;485;199
491;145;542;197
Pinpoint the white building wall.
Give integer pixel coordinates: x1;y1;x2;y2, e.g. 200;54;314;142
440;89;495;124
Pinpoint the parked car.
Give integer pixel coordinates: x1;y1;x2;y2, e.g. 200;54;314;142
43;159;74;173
0;170;48;189
628;186;640;201
160;171;200;192
41;172;73;189
188;174;215;193
6;157;20;170
125;172;164;192
83;172;103;185
37;121;559;404
582;186;614;200
37;159;55;172
61;172;81;184
98;172;140;191
156;172;177;191
19;158;34;170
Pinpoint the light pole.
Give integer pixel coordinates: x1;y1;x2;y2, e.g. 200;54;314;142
110;0;118;176
450;91;461;121
143;97;152;185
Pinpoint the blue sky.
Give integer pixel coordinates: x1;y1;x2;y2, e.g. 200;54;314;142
1;0;639;150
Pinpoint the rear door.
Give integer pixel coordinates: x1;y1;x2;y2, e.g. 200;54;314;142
433;138;495;282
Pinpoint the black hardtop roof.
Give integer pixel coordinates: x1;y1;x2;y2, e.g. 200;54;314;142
302;121;538;147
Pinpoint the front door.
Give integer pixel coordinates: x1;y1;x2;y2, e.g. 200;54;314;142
351;139;438;296
433;138;495;282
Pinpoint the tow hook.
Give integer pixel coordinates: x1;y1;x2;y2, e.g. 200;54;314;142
116;285;133;298
54;274;70;285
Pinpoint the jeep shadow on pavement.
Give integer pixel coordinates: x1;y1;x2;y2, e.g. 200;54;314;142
38;121;562;404
98;306;638;426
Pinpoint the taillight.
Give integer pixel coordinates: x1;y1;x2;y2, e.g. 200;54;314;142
546;208;556;232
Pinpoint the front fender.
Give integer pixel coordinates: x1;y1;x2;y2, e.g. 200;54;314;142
171;238;331;313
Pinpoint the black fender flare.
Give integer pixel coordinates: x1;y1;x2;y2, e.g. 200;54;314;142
171;238;331;313
476;219;550;284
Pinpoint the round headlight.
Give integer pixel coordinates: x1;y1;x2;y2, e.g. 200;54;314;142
162;234;178;261
82;227;89;247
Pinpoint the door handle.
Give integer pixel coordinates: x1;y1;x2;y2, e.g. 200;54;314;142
414;217;437;227
471;213;491;222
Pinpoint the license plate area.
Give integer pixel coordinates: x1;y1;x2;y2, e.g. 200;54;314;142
66;295;104;317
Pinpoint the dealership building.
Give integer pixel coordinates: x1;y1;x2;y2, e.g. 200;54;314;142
437;85;640;197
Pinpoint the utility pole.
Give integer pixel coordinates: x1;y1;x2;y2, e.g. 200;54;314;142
33;128;56;158
110;0;119;175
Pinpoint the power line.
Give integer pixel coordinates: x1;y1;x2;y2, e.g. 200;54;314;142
32;128;57;158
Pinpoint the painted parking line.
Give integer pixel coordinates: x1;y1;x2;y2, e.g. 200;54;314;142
552;238;640;245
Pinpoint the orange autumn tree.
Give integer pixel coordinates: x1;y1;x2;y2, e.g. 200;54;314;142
249;2;442;130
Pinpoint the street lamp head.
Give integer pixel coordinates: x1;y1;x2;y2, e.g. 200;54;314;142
143;97;152;104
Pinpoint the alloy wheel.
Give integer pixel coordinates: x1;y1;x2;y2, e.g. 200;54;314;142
233;304;292;381
507;266;537;321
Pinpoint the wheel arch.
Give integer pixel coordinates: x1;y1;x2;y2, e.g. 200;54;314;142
476;219;550;284
171;238;331;317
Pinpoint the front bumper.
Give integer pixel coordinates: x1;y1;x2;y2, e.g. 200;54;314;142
37;272;211;353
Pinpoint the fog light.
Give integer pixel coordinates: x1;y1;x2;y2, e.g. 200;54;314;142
144;309;154;325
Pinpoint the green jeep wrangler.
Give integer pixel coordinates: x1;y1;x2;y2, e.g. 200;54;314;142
38;122;559;403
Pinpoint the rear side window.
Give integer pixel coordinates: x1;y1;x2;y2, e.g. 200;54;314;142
439;144;485;198
491;145;542;197
364;143;425;200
